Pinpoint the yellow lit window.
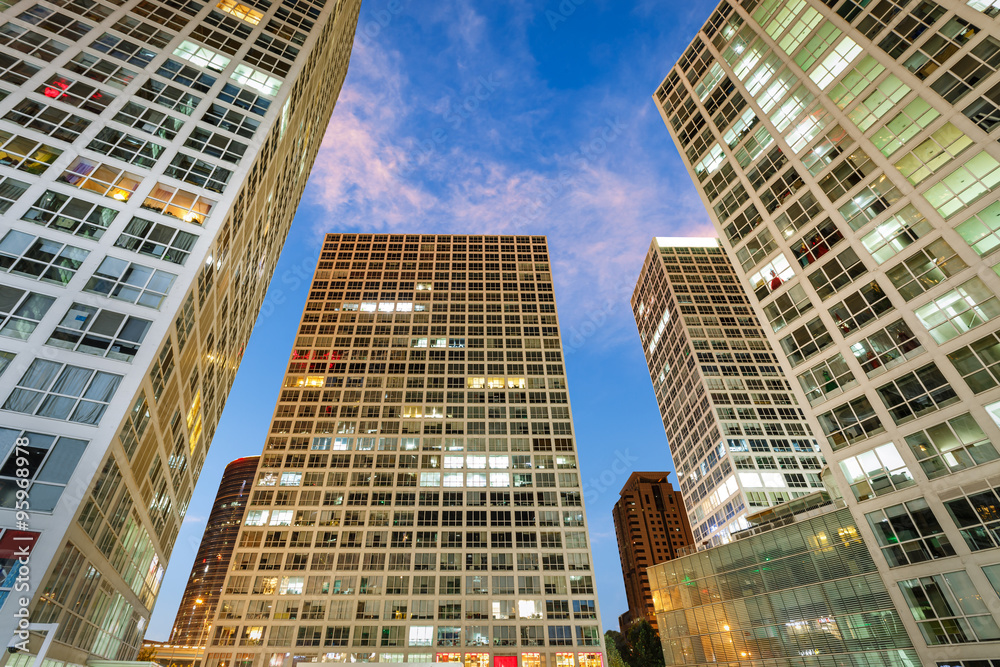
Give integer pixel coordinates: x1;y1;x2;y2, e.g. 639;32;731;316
555;654;575;667
487;377;505;389
521;654;541;667
506;377;526;389
467;377;485;389
465;654;489;667
216;0;263;24
300;376;324;387
187;390;201;428
579;653;604;667
435;655;460;663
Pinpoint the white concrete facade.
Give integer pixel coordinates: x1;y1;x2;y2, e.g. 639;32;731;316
656;0;1000;663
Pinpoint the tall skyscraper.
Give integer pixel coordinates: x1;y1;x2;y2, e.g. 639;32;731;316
205;234;606;667
171;455;259;646
656;0;1000;661
0;0;360;663
632;237;827;547
611;472;692;634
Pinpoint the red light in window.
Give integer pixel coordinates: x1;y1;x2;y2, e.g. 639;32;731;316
43;79;69;99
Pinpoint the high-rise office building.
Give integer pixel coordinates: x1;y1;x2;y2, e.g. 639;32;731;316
0;0;360;663
171;455;259;646
656;0;1000;662
205;234;606;667
611;472;692;634
631;237;827;547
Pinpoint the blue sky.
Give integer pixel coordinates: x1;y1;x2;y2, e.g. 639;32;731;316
147;0;720;640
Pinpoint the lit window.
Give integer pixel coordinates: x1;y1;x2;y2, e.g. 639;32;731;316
861;205;933;264
231;63;281;97
924;151;1000;219
809;36;862;90
216;0;263;23
905;412;998;479
914;277;1000;344
173;40;231;72
839;442;914;501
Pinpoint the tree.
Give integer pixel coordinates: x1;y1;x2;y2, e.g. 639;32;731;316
624;621;665;667
136;646;159;663
604;630;629;667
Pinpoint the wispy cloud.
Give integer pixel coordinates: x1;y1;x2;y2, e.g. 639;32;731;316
306;0;714;348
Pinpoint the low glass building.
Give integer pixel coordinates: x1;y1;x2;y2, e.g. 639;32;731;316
649;499;918;665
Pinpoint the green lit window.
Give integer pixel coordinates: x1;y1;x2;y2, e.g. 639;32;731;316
905;412;998;479
778;6;822;56
914;277;1000;343
923;151;1000;219
783;103;829;153
828;55;886;108
898;571;1000;645
793;20;840;70
955;201;1000;256
861;205;933;263
894;122;973;185
871;97;941;157
809;36;862;90
770;84;813;132
755;67;797;113
847;75;911;131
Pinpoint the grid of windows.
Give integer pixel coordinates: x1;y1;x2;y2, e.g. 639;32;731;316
904;412;999;479
214;235;603;663
2;358;122;425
